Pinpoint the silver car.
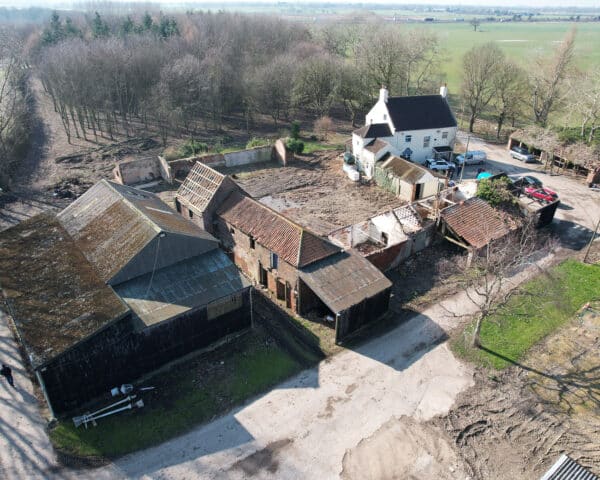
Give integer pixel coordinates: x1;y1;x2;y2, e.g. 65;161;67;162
510;146;536;163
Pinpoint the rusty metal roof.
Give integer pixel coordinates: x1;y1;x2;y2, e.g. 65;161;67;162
176;162;225;213
0;214;129;368
440;197;517;249
114;249;250;327
58;180;216;282
299;251;392;314
217;190;340;268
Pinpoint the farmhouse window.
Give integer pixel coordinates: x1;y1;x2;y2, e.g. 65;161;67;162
442;131;448;139
188;209;194;219
405;135;412;143
270;252;278;269
250;236;256;249
423;136;431;148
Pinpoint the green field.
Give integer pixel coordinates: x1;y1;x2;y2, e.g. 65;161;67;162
405;22;600;94
452;260;600;370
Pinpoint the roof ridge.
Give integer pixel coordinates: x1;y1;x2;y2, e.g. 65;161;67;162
105;180;162;235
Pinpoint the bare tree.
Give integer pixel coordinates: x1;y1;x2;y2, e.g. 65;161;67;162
292;54;339;117
337;63;372;127
530;27;576;127
469;18;481;32
447;218;556;347
567;68;600;143
314;116;333;140
490;60;527;139
461;42;504;133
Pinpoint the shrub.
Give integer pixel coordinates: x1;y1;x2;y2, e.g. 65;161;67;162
477;176;517;208
179;139;209;157
290;120;301;140
314;116;333;140
246;137;272;149
286;138;304;154
161;146;181;161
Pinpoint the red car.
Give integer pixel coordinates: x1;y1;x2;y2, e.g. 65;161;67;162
524;185;558;204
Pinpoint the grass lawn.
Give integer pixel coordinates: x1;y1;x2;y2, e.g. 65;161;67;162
50;329;301;459
452;260;600;370
302;140;345;155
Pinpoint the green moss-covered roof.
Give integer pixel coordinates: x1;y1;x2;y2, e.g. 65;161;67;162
0;213;129;368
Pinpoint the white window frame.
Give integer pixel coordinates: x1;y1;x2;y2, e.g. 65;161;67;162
423;136;431;148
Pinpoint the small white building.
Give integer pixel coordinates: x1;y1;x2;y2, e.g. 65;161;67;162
352;86;458;179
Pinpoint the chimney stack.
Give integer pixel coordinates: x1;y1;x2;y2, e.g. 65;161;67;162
379;85;389;103
440;83;448;98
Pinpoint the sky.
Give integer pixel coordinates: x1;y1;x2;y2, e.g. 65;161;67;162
2;0;600;8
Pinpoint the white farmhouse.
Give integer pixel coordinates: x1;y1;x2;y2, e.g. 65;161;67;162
352;85;458;179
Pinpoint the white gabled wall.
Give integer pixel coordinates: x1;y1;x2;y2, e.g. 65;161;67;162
386;126;457;164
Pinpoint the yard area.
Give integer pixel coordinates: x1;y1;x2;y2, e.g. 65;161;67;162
222;150;403;236
49;327;301;461
451;260;600;370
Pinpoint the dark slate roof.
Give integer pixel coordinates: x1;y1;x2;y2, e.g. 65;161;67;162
385;95;457;131
0;214;129;368
299;251;392;314
540;454;598;480
58;180;216;282
353;123;392;139
177;162;226;213
217;190;340;268
114;249;250;327
440;197;518;249
380;155;434;184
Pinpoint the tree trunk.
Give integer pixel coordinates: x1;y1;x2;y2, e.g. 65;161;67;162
472;314;484;348
496;113;505;139
469;113;476;133
589;126;597;144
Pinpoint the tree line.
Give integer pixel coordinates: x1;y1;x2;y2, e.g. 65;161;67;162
0;29;30;189
461;27;600;145
33;11;445;144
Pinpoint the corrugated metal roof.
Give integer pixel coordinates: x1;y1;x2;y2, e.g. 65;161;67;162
217;190;340;268
58;180;216;282
380;155;433;184
540;454;599;480
0;214;129;368
176;162;225;213
114;249;250;326
299;251;392;313
440;197;517;249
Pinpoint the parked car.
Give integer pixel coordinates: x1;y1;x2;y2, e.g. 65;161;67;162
424;159;455;172
508;174;543;187
510;146;536;163
524;186;558;204
455;150;486;165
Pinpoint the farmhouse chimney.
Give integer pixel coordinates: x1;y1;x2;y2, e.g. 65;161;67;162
440;83;448;98
379;85;389;103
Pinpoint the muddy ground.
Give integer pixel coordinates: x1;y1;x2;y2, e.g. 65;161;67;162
225;152;403;236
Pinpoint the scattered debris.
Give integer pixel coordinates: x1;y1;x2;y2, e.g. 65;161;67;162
50;177;93;199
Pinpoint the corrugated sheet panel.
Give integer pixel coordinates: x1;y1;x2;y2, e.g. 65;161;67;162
540;454;598;480
114;249;250;326
58;180;216;282
299;251;392;313
380;155;431;184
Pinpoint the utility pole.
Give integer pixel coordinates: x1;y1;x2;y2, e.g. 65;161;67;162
460;135;470;184
583;217;600;264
